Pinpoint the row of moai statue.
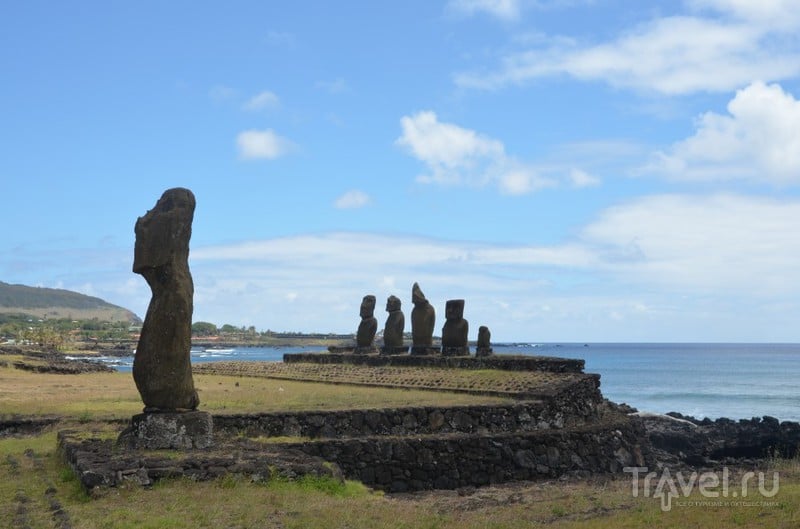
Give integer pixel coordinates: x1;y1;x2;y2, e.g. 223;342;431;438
355;283;493;357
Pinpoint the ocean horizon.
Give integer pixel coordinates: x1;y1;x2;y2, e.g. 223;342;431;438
96;342;800;423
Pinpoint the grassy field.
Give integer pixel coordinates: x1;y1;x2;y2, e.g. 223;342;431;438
2;364;799;528
0;363;509;420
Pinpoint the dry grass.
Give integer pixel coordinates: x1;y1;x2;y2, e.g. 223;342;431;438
0;363;509;420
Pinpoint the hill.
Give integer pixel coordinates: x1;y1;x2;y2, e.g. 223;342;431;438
0;281;141;323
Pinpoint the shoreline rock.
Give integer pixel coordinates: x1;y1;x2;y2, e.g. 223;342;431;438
632;408;800;468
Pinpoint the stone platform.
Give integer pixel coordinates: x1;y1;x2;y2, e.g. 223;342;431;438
58;430;341;496
61;354;654;496
282;352;584;373
193;360;596;399
117;411;213;450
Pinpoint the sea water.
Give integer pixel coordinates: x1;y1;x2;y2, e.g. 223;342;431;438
105;343;800;422
518;343;800;422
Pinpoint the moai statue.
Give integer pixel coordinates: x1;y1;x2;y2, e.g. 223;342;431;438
476;325;494;357
355;295;378;354
410;282;438;355
381;295;408;355
132;188;199;411
119;187;212;449
441;299;469;356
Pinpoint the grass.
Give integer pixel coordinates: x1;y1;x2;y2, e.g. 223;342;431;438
0;362;509;420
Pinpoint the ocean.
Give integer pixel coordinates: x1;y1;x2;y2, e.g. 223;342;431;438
97;343;800;422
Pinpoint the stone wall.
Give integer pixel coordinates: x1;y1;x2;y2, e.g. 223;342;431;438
57;430;340;495
1;416;61;437
277;417;648;492
214;375;603;439
283;352;584;373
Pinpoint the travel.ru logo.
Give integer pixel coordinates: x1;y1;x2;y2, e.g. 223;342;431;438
623;466;780;512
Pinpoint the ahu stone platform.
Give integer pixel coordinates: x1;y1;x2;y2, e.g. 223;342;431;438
283;351;584;373
62;354;653;495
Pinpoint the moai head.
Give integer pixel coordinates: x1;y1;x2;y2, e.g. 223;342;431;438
133;188;195;274
412;282;428;306
360;295;376;319
478;326;491;346
445;299;465;320
386;295;402;313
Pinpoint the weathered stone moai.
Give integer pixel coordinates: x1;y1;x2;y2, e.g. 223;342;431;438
381;295;408;355
118;188;212;449
355;294;379;354
410;282;439;356
441;299;469;356
476;325;494;357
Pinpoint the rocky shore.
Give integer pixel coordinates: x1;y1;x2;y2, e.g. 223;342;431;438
622;405;800;469
0;345;114;374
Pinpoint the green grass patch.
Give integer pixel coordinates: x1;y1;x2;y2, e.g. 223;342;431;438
268;474;371;498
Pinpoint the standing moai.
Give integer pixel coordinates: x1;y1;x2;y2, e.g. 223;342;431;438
441;299;469;356
119;187;212;449
132;188;199;411
355;295;379;354
476;325;494;357
381;295;408;355
410;282;438;355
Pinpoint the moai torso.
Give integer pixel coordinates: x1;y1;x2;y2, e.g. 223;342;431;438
441;299;469;355
411;282;435;347
476;325;493;357
383;295;405;349
356;295;378;348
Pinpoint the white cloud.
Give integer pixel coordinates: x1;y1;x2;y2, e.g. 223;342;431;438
243;90;279;111
645;82;800;184
456;4;800;94
397;111;504;174
568;168;601;188
335;190;371;209
190;193;800;297
188;232;597;338
470;244;597;267
448;0;521;20
191;233;473;267
498;168;553;195
185;193;800;340
396;111;555;194
236;129;294;160
581;194;800;293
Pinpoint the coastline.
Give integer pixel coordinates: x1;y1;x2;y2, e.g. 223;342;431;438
79;342;800;423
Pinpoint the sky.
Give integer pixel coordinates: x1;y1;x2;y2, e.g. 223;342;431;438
2;0;800;342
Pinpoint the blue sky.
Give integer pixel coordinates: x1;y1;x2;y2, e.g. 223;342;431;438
3;0;800;341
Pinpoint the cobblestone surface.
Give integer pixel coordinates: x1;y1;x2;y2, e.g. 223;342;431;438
193;361;590;398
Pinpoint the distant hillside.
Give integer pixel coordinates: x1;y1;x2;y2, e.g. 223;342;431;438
0;281;141;323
